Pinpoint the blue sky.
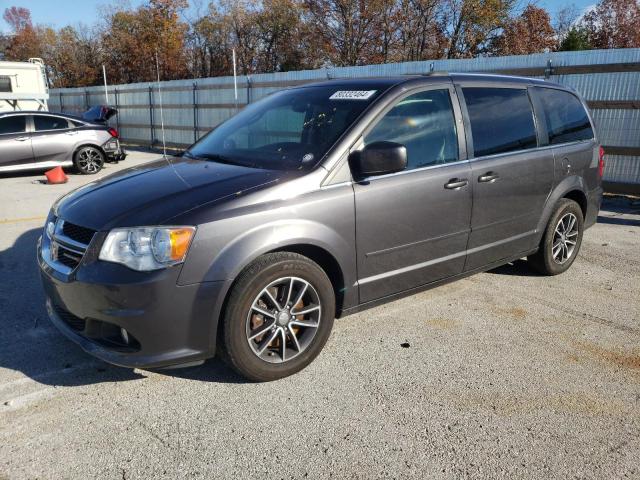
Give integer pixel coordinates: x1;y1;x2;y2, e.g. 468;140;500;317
1;0;595;33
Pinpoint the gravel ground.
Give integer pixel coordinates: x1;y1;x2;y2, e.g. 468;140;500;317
1;152;639;479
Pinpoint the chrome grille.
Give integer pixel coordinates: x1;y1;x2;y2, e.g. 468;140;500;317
61;222;96;245
44;219;95;273
55;244;84;269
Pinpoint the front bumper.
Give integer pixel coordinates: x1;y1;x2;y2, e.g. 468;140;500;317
38;234;224;369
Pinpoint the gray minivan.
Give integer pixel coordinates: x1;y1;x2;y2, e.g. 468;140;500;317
39;73;603;381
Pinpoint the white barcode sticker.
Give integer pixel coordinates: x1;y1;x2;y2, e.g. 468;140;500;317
329;90;377;100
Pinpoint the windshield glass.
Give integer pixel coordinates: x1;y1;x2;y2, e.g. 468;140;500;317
186;86;381;171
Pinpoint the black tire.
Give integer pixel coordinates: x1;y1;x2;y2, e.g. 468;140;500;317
220;252;335;382
528;198;584;275
73;146;105;174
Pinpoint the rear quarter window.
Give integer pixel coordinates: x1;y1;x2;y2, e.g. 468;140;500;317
462;87;537;157
534;87;594;145
34;115;69;131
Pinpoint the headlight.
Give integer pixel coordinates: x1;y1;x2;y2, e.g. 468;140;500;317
99;226;196;271
45;220;55;239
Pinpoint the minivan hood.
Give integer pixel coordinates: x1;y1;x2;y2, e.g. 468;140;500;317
54;156;283;230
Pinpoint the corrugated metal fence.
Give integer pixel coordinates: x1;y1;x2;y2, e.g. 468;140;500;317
48;48;640;193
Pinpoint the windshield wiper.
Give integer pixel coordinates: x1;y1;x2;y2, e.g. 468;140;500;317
184;151;262;169
199;153;234;163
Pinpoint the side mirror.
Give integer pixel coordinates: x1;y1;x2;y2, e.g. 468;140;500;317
349;141;407;179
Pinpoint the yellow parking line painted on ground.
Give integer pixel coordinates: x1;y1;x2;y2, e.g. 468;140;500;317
0;216;46;225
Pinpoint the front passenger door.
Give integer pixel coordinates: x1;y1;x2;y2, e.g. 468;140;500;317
30;115;76;164
352;87;472;303
0;115;32;168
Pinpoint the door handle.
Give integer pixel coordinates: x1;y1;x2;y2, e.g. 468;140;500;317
65;130;78;135
444;178;468;190
14;136;29;142
478;172;499;183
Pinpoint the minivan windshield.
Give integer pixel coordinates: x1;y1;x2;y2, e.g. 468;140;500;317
185;86;382;171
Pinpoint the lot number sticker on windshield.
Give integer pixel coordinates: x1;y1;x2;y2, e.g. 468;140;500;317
329;90;377;100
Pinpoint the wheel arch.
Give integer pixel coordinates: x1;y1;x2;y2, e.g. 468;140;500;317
182;218;358;347
535;176;588;243
213;240;350;323
211;241;350;358
562;189;588;218
72;143;106;162
267;244;346;317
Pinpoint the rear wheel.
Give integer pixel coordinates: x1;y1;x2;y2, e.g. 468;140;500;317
528;198;584;275
74;146;104;174
220;252;335;382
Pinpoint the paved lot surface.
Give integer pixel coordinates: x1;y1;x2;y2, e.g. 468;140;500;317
1;152;639;479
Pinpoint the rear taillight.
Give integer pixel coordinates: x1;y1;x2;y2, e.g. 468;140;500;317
598;146;605;178
108;127;119;138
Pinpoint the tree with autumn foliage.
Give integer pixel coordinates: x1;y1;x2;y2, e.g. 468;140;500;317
394;0;447;61
493;4;556;55
2;0;638;88
302;0;394;66
582;0;640;49
101;0;190;84
2;6;45;61
442;0;516;58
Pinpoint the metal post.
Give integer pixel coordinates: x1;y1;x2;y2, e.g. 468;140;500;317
85;90;89;110
102;65;109;104
59;92;63;113
148;86;154;147
114;89;120;133
192;83;198;144
232;48;238;111
246;75;252;104
544;59;554;79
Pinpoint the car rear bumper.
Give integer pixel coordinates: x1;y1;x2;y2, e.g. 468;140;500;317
106;150;127;162
585;185;603;229
103;139;126;162
38;236;224;369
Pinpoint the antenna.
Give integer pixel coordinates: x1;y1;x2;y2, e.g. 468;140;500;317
102;65;109;104
155;51;167;159
232;48;238;111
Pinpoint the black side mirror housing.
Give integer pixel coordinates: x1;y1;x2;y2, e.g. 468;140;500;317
349;141;407;179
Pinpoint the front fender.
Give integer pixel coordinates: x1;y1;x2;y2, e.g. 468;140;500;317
203;219;354;284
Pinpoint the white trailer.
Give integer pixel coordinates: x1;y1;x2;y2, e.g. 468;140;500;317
0;58;49;112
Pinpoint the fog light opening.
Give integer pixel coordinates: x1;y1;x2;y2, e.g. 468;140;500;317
120;328;130;345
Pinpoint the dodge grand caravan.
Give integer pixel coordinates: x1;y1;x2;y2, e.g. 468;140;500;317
39;73;603;381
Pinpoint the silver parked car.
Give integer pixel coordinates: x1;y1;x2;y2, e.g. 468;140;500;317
0;111;126;174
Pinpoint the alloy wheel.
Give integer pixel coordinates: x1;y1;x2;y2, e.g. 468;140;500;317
245;276;321;364
77;148;103;173
552;212;579;264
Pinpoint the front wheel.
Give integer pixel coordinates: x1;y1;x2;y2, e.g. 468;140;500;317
74;146;105;174
220;252;336;382
528;198;584;275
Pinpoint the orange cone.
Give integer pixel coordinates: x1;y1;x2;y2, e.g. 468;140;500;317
45;166;68;184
